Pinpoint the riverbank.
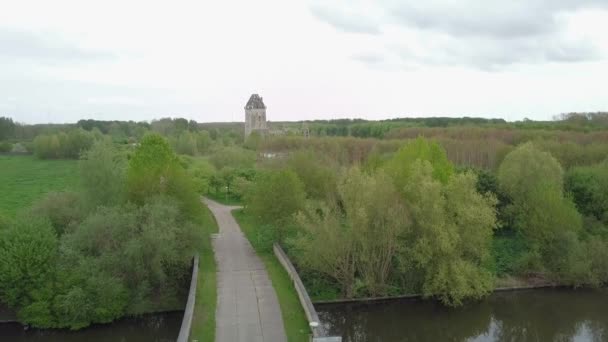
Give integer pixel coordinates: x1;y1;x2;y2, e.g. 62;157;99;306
233;209;310;342
312;275;560;305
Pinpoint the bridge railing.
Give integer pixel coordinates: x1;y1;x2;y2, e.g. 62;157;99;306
273;243;342;342
177;254;199;342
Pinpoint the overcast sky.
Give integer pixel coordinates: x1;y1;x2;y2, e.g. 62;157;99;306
2;0;608;124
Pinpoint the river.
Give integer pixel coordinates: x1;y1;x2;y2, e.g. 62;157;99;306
0;311;182;342
317;288;607;342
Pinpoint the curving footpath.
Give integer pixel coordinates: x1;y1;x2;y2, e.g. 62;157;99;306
205;198;287;342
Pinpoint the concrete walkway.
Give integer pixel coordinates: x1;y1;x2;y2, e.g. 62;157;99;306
205;198;287;342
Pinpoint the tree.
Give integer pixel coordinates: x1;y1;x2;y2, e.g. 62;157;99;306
565;162;608;225
0;116;15;140
245;170;306;237
80;142;127;208
339;168;409;296
29;192;85;235
384;137;454;190
286;150;337;200
396;161;496;306
209;146;256;170
498;143;583;278
126;134;180;204
293;202;358;298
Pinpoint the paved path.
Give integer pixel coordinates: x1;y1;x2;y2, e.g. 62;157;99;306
205;198;287;342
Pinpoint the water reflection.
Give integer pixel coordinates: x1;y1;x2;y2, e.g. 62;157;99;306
0;311;182;342
317;289;608;342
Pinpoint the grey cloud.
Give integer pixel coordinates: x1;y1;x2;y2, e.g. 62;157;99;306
388;0;608;39
313;1;606;68
0;29;115;65
391;35;601;70
310;5;381;34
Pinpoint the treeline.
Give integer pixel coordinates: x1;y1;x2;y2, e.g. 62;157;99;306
240;138;608;305
260;126;608;170
271;112;608;139
0;135;207;329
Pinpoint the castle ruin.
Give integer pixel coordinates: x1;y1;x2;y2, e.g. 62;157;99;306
244;94;268;138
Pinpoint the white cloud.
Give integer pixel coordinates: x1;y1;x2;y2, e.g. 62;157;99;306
0;0;607;123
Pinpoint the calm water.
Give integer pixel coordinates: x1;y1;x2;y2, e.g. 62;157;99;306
0;311;182;342
317;289;608;342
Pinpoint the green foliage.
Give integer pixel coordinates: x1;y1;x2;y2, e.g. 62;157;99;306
0;216;58;309
286;150;337;200
565;162;608;224
180;156;217;194
497;143;590;281
125;132;210;236
0;141;12;152
80;142;127;208
209;146;256;170
244;131;263;150
173;131;199;156
29;192;84;235
491;233;528;277
498;142;564;203
245;170;306;232
384;137;454;188
294;168;409;297
397;163;496;306
0;116;16;140
293;202;357;298
32;129;96;159
2;136;209;329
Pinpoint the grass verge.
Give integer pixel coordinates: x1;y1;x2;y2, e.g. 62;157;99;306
0;155;79;216
233;209;310;342
190;204;219;341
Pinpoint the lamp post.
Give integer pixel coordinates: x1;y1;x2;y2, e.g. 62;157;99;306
225;185;229;202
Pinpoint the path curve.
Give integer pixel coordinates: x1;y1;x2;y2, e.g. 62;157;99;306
205;198;287;342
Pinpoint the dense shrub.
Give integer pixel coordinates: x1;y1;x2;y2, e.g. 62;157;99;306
29;192;85;235
0;141;12;152
2;133;207;329
245;170;306;233
32;129;96;159
0;216;58;310
80;142;127;208
565;162;608;225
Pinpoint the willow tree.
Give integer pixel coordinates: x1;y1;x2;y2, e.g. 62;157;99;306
498;142;583;278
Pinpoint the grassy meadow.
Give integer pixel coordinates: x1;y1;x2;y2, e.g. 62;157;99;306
0;155;79;216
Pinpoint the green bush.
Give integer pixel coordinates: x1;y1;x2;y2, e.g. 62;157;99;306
29;192;85;235
32;129;96;159
0;141;12;152
245;170;306;233
0;215;58;309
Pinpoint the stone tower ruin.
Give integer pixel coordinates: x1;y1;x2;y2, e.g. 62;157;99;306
244;94;268;138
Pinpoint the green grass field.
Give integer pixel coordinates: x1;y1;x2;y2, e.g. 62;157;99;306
0;155;79;217
190;205;219;342
233;209;310;342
